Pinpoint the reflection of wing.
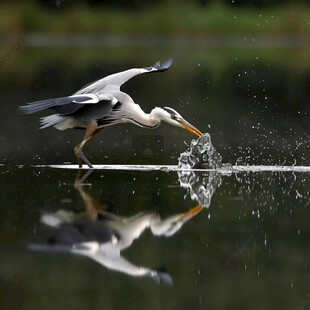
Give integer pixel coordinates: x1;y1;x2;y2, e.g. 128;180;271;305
75;59;173;94
29;242;172;284
87;248;172;284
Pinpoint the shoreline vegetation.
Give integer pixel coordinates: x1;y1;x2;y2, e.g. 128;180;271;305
0;2;309;35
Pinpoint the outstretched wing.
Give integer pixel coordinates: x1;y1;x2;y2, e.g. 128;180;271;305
19;93;114;116
75;58;173;95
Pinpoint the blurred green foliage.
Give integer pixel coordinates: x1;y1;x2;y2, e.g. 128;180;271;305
15;0;310;8
0;0;309;34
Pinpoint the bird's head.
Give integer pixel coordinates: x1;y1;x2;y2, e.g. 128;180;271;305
150;205;203;237
151;107;203;137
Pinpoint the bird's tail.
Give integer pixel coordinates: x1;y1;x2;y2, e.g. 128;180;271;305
40;114;66;129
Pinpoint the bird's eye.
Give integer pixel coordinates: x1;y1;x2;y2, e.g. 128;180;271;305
171;114;180;121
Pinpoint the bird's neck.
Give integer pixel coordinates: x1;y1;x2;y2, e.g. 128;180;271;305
127;105;161;128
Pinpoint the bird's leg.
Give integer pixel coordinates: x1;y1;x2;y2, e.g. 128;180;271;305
74;169;99;219
74;169;94;186
74;122;103;168
74;139;92;168
74;144;83;168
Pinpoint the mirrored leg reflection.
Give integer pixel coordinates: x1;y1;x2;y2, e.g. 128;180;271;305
28;169;207;284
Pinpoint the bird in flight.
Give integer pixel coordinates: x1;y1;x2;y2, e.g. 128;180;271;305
19;59;203;168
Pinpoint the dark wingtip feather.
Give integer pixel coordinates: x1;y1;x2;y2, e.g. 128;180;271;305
18;98;56;114
27;243;72;253
151;268;173;285
18;104;34;114
161;58;174;70
153;58;173;71
146;58;174;73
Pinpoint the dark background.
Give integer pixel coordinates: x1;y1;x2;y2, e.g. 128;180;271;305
0;0;309;166
0;2;310;310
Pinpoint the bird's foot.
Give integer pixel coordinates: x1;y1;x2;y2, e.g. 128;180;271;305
79;151;93;169
74;146;93;169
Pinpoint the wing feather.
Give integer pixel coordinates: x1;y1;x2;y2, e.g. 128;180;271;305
19;94;100;115
75;58;173;95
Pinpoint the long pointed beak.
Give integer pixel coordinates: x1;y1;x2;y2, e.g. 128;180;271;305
179;205;203;222
178;119;204;137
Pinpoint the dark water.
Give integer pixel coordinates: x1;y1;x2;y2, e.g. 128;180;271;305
0;42;310;309
1;167;310;310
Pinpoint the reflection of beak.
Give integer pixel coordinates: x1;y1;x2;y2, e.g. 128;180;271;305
180;205;203;222
178;119;204;137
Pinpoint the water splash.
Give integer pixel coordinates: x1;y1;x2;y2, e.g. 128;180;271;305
178;133;223;169
178;170;222;208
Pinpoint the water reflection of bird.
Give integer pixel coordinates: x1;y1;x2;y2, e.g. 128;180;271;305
29;170;202;283
19;59;203;168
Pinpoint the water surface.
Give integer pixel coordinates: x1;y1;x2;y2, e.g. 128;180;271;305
1;166;310;309
0;39;310;310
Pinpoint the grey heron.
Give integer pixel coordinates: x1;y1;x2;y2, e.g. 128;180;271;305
19;59;203;168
